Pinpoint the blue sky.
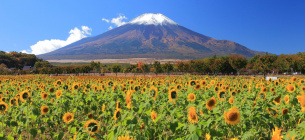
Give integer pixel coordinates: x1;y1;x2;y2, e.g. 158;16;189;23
0;0;304;55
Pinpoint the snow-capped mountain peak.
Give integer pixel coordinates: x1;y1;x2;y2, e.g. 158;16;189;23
129;13;178;25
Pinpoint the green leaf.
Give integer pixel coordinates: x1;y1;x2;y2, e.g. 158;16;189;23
188;124;196;133
57;132;64;140
6;135;14;140
170;122;178;133
70;127;77;134
30;128;38;138
40;126;46;134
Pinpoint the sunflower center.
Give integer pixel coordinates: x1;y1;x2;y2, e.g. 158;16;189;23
150;90;156;97
67;116;72;121
0;104;6;111
10;99;16;105
49;88;54;93
189;95;194;100
288;86;294;91
270;109;277;116
88;123;98;132
282;109;288;115
43;108;48;113
74;85;79;89
116;111;121;118
259;93;265;99
190;81;196;86
22;92;29;99
231;92;236;96
275;96;281;103
228;112;238;121
243;85;247;88
219;92;226;99
171;91;177;99
208;99;215;106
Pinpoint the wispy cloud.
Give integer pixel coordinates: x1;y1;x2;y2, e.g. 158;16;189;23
102;14;128;30
22;26;92;55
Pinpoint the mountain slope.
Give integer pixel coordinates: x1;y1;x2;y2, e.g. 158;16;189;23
39;13;263;60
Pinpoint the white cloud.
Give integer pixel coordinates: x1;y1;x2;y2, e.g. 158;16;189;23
22;26;92;55
102;14;128;30
102;18;109;23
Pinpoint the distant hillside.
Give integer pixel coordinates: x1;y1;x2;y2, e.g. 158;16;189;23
0;51;41;69
39;13;264;60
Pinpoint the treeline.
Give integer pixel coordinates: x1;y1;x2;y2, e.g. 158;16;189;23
1;52;305;75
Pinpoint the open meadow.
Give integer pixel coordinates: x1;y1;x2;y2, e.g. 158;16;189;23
0;75;305;139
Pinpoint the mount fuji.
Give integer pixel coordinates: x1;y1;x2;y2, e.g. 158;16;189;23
39;13;263;60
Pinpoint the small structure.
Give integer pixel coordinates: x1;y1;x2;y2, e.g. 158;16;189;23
266;77;279;81
23;66;35;70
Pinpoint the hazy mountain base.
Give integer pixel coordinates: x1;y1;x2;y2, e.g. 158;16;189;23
46;58;187;65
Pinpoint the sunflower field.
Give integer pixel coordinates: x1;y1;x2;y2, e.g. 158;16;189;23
0;75;305;140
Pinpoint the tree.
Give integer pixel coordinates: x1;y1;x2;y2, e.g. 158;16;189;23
162;62;173;75
228;54;247;75
153;61;162;76
111;64;121;77
141;64;150;76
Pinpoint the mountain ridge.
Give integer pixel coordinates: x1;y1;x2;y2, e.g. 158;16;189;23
39;13;264;60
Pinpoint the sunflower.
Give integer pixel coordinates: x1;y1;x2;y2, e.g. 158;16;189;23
63;112;74;124
0;102;8;114
231;91;237;97
114;109;121;121
149;87;158;101
206;97;217;111
190;80;196;86
20;91;30;102
284;95;289;104
194;84;201;90
41;92;48;100
1;97;6;102
107;81;114;87
297;92;305;107
151;110;157;122
187;93;196;101
286;84;295;93
282;108;288;115
258;92;267;100
72;83;79;90
301;86;305;92
217;90;226;101
229;97;234;105
126;93;132;109
224;107;240;125
41;106;49;115
168;89;178;103
188;107;198;124
118;135;133;140
49;87;55;93
84;120;99;135
56;90;62;99
210;80;215;85
201;80;207;87
55;80;62;86
270;87;275;92
273;95;281;105
205;133;211;140
214;86;219;92
9;98;18;106
271;126;283;140
291;76;297;82
267;107;278;118
261;87;267;93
